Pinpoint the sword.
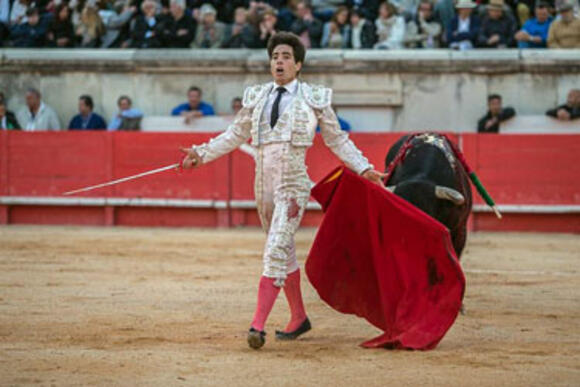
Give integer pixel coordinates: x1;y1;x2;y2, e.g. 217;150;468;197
63;163;180;196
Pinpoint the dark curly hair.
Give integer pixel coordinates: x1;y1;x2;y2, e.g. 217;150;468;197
267;32;306;65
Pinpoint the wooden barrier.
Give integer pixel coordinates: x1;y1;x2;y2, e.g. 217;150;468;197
1;131;578;232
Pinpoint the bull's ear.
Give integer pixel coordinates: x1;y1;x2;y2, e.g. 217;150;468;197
435;186;465;206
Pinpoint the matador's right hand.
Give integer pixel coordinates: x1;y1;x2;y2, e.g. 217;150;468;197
179;147;202;169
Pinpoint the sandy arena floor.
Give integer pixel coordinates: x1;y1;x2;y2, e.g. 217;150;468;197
0;226;579;386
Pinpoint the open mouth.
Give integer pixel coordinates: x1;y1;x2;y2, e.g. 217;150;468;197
275;68;284;76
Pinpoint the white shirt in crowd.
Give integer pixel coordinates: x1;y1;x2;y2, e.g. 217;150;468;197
260;78;299;126
458;17;470;34
16;102;62;131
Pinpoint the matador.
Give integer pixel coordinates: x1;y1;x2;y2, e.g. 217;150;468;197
180;32;385;350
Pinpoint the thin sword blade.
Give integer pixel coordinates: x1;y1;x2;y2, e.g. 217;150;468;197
63;163;179;196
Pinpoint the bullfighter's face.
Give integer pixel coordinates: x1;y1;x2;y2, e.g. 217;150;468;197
270;44;302;86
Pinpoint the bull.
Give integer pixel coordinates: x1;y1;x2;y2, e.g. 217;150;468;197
384;133;472;258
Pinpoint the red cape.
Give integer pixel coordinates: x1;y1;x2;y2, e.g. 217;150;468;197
306;167;465;350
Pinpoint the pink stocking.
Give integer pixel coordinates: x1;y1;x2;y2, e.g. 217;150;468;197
251;276;281;332
282;269;307;332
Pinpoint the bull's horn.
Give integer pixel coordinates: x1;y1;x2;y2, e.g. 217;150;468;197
386;185;396;192
435;186;465;205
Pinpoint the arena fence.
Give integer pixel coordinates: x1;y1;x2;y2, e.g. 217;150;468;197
0;132;578;233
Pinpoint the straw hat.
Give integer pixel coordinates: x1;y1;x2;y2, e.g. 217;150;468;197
455;0;477;9
487;0;505;10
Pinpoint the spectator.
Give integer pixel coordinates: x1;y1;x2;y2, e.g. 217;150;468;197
16;88;61;131
374;1;406;49
68;95;107;130
405;0;442;48
546;89;580;121
547;0;580;48
171;86;215;123
347;8;377;48
11;8;46;47
130;0;167;48
108;95;143;131
0;100;21;130
321;5;350;48
193;3;226;48
477;94;516;133
240;7;277;48
47;3;75;47
9;0;29;25
75;4;105;47
477;0;516;48
514;2;552;48
221;6;247;48
160;0;195;48
231;96;242;114
99;0;137;48
447;0;479;50
290;1;323;48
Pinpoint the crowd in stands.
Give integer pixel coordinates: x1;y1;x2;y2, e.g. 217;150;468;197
1;86;578;132
0;0;579;49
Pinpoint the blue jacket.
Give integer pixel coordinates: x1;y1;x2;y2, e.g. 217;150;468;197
171;101;215;116
447;15;480;46
519;17;553;48
68;113;107;130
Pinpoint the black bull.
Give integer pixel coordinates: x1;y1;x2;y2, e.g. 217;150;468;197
384;134;473;258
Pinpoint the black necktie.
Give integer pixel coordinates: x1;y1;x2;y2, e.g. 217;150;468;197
270;86;286;128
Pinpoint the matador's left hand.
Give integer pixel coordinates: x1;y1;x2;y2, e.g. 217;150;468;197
362;169;387;188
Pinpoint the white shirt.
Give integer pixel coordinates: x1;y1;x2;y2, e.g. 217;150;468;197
260;78;299;127
458;17;470;34
17;102;62;131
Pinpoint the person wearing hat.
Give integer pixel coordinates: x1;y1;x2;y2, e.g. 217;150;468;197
447;0;480;50
192;3;226;48
515;2;553;48
547;0;580;48
477;0;517;48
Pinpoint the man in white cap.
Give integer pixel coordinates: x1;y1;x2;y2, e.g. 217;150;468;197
447;0;480;50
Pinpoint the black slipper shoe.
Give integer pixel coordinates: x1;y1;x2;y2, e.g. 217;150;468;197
247;327;266;349
275;317;311;341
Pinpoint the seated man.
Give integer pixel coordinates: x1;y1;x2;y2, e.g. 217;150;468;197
108;95;144;131
477;94;516;133
16;88;61;131
447;0;479;50
514;2;552;48
405;0;443;48
10;8;46;47
68;95;107;130
477;0;516;48
547;0;580;48
546;89;580;121
171;86;215;123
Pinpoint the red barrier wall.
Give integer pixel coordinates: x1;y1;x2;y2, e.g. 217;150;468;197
1;131;579;232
